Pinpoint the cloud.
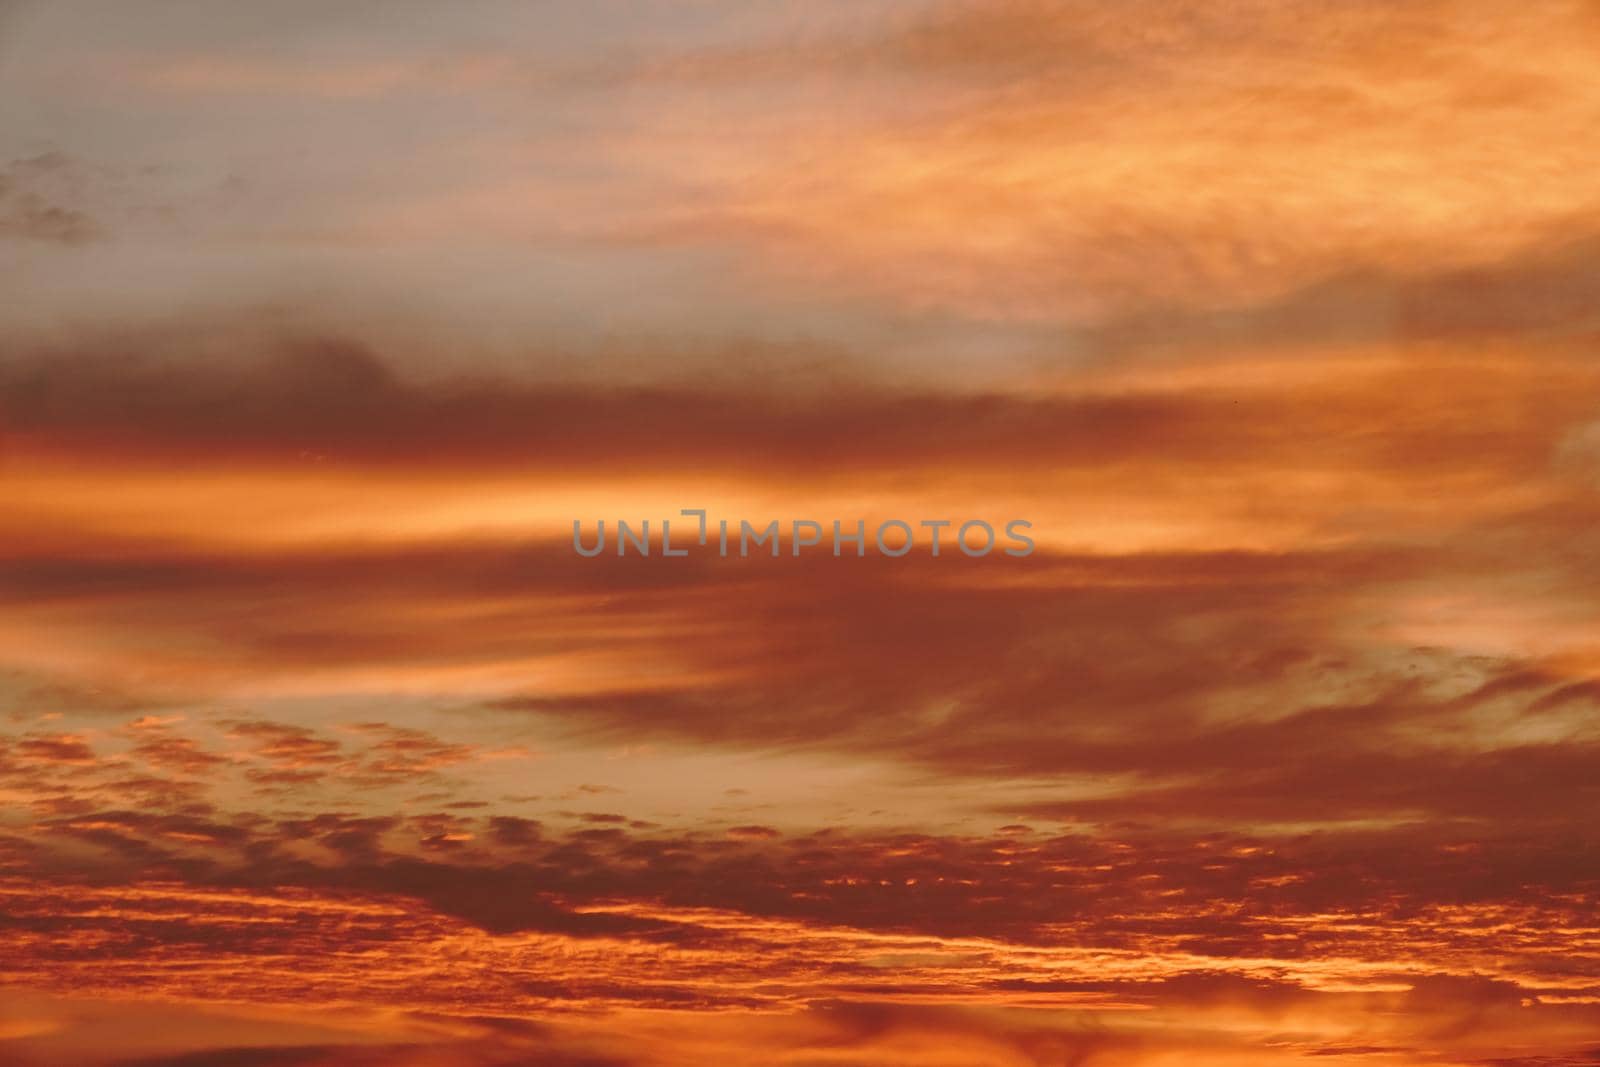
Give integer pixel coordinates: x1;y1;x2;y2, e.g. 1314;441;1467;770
0;154;103;245
573;0;1600;319
3;3;1599;1063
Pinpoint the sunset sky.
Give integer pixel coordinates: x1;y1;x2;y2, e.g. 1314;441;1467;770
3;2;1600;1065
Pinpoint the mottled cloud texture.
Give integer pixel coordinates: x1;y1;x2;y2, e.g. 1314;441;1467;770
3;2;1600;1065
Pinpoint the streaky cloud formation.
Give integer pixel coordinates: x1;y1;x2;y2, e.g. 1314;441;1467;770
3;1;1600;1065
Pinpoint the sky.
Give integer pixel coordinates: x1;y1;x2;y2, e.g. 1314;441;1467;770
2;1;1600;1065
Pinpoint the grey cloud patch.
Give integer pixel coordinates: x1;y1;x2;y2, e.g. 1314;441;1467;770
0;152;105;245
1074;230;1600;364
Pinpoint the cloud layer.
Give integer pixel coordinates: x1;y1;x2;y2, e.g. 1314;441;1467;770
4;2;1600;1065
